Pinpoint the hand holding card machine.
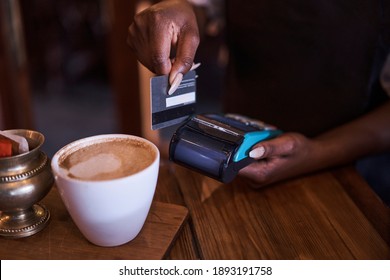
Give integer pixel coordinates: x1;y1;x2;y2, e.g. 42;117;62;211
169;114;282;183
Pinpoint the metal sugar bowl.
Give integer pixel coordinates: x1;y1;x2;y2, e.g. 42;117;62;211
0;129;54;238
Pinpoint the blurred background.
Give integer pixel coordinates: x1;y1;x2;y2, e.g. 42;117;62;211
0;0;225;157
1;0;388;205
20;0;117;157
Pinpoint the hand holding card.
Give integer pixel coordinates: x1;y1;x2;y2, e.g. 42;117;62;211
150;70;197;130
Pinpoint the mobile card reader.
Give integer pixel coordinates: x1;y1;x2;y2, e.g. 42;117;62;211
169;114;282;183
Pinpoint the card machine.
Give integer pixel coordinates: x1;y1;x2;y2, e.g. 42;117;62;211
169;114;282;183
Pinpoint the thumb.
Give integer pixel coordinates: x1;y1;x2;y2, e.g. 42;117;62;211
169;26;199;85
249;134;296;159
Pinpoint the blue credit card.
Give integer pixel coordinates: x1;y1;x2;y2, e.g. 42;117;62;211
150;70;197;130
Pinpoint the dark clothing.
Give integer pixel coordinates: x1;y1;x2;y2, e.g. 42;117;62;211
224;0;390;137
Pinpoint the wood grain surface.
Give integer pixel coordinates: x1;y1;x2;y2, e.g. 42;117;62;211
0;186;188;260
154;161;200;259
173;165;390;259
333;166;390;246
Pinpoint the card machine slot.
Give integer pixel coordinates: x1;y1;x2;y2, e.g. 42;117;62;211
187;116;243;144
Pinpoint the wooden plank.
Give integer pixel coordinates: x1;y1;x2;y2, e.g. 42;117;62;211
154;160;200;259
0;187;188;260
332;166;390;246
174;165;390;259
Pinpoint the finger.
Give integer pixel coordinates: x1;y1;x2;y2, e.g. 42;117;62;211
238;162;269;187
249;146;265;159
168;62;200;95
148;27;173;75
249;134;298;159
168;73;183;95
128;18;172;75
169;26;199;85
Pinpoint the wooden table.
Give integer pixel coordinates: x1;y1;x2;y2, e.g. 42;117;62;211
1;160;389;259
159;162;390;260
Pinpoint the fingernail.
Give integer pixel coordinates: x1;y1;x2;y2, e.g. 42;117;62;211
168;73;183;95
249;146;265;159
191;62;201;71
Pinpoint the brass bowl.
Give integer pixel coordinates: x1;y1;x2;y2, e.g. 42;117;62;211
0;129;54;238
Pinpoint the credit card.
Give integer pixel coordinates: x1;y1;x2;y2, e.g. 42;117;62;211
150;70;197;130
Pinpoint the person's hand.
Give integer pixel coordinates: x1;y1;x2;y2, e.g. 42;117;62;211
127;0;200;86
239;132;322;188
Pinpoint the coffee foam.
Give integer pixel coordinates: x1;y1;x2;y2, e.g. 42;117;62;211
58;137;155;181
66;153;121;180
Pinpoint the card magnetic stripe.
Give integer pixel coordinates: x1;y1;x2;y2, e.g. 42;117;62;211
152;103;196;126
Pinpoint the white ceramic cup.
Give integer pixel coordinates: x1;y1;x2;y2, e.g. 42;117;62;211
51;134;160;247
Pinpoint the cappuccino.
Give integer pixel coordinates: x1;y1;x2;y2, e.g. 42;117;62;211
51;134;160;246
58;138;155;181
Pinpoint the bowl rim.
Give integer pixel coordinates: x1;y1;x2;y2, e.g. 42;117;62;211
0;129;45;162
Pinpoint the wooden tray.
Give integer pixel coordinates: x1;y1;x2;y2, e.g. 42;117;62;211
0;187;188;260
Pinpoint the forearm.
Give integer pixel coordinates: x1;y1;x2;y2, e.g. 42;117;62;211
313;101;390;169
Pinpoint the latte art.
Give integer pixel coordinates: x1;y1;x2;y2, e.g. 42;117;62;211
65;153;121;180
58;138;155;181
